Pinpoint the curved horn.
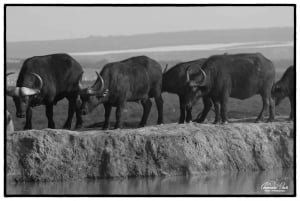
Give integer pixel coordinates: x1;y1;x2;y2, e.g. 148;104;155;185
163;64;168;73
6;72;15;76
185;65;192;82
198;68;207;86
20;73;43;96
85;71;105;95
78;72;84;90
95;71;105;93
31;73;43;90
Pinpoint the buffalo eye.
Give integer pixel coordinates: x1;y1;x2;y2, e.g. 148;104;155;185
187;85;198;92
275;86;282;92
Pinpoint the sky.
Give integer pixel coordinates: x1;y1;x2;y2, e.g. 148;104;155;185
6;6;294;42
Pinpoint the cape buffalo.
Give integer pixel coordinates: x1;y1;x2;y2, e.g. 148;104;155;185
80;55;164;129
190;53;275;124
6;53;84;130
271;65;294;120
162;58;209;123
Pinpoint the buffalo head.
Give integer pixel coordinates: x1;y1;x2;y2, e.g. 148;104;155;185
271;82;288;106
184;66;208;107
6;72;43;118
79;72;108;115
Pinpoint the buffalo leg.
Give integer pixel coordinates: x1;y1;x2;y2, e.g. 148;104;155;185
220;94;229;124
256;95;269;122
195;97;212;123
63;97;76;129
185;105;192;123
139;99;152;127
213;100;220;124
46;104;55;129
24;107;33;130
155;96;164;124
75;97;83;129
289;95;294;120
179;96;186;124
115;104;125;129
103;103;112;130
268;96;275;122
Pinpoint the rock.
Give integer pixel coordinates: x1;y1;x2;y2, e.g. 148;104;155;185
6;122;293;182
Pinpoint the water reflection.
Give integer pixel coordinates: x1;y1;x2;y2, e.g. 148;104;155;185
7;168;294;195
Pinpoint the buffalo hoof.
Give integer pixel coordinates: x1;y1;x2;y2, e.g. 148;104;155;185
63;125;71;130
24;126;32;130
138;124;146;128
75;124;83;129
255;119;263;123
221;121;229;125
178;120;185;124
193;119;204;123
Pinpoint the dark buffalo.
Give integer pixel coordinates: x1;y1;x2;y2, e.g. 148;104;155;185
271;65;294;120
6;53;84;130
80;55;163;129
189;53;275;124
162;58;209;123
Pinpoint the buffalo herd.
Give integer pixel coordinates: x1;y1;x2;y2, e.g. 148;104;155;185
6;53;294;130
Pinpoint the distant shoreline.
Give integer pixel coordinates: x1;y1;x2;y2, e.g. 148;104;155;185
69;41;293;57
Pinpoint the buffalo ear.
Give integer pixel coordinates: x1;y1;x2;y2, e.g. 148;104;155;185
274;85;282;92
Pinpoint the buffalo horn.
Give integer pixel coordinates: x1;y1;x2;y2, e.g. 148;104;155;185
20;73;43;96
163;64;168;73
95;71;105;93
6;72;15;76
6;73;43;97
198;68;207;86
78;72;85;90
85;71;105;95
185;65;192;82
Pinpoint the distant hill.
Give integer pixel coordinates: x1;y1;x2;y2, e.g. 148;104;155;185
7;27;293;59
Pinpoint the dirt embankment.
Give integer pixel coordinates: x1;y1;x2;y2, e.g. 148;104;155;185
6;122;293;182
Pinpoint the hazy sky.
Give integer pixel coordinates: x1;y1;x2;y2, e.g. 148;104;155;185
6;6;294;42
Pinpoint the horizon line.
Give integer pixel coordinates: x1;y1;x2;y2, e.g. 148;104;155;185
6;26;293;43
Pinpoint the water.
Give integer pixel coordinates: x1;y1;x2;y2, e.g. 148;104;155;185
69;41;293;56
6;168;294;195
